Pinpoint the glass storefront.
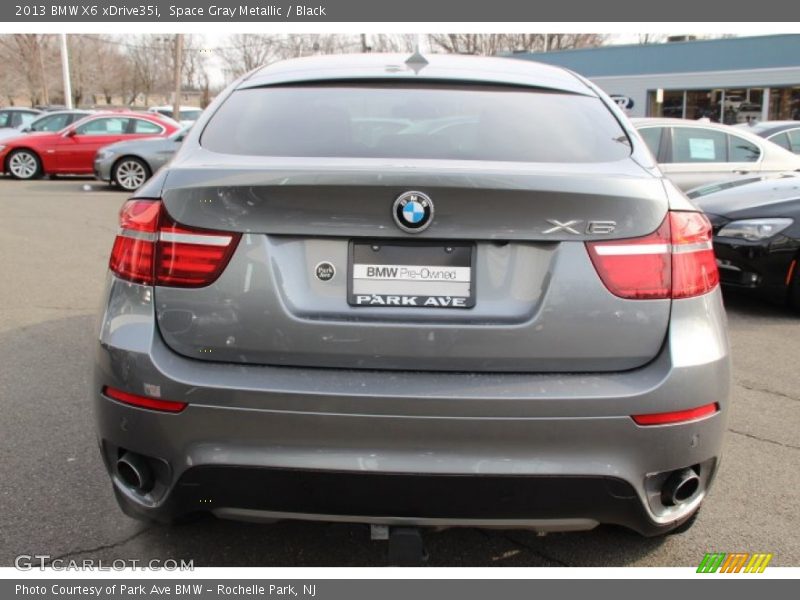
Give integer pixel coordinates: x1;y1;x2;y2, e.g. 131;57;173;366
647;86;800;124
769;87;800;120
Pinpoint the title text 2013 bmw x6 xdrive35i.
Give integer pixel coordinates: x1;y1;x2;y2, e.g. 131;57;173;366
94;54;730;537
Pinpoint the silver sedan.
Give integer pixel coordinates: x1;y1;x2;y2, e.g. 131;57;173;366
94;127;189;191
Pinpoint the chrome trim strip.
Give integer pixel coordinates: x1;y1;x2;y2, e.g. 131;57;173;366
159;231;232;246
212;508;600;531
673;241;713;254
593;243;670;256
118;229;157;242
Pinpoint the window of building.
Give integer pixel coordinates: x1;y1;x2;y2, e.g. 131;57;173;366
647;88;765;124
768;87;800;120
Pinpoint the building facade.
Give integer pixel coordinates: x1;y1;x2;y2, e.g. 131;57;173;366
512;35;800;124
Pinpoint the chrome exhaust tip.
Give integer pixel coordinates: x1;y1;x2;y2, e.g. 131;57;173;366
116;452;154;493
661;467;700;506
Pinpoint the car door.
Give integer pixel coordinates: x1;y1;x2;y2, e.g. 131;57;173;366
659;126;762;190
53;116;131;173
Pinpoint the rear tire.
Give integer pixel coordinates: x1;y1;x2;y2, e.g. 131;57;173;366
112;157;151;192
6;149;42;180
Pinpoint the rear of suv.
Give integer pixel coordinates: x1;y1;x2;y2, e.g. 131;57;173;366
94;54;730;536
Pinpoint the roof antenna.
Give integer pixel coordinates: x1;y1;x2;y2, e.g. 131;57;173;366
405;40;429;74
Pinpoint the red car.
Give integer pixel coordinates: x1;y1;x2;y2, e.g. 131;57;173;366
0;111;179;180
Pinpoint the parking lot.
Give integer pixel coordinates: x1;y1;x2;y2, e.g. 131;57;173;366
0;176;798;567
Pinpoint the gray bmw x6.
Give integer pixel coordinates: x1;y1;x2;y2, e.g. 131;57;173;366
94;53;730;537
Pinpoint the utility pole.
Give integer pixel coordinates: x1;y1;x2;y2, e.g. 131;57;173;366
35;35;49;105
60;34;73;109
172;33;183;122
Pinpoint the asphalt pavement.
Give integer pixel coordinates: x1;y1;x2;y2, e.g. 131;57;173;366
0;176;798;567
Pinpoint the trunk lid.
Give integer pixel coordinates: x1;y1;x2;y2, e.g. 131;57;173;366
153;158;671;372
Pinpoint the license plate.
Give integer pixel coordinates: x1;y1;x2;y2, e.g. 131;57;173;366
348;241;475;308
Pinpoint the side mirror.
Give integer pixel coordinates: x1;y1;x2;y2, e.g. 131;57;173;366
64;128;77;137
21;127;31;133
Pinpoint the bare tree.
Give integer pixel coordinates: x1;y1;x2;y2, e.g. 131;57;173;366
0;34;58;105
427;33;606;55
638;34;667;45
0;41;25;104
181;34;209;92
217;34;284;79
361;34;417;53
125;35;172;105
64;35;112;106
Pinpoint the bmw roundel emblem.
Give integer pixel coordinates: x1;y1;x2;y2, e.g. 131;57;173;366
393;191;434;233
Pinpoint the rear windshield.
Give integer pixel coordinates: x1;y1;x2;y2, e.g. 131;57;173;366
201;85;631;163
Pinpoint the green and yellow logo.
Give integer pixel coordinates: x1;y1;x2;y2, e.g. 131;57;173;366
697;552;773;573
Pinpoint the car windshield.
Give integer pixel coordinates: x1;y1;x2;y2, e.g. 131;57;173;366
201;84;631;163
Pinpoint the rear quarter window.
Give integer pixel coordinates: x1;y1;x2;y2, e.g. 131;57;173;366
133;119;164;134
201;84;632;163
728;135;760;162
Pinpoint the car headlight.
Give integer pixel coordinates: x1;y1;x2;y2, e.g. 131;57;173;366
717;218;793;241
96;149;114;160
0;145;6;153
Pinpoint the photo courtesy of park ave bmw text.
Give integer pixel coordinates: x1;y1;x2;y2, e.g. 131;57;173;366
0;0;798;595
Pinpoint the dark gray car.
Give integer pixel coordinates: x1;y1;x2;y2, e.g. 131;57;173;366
94;54;730;538
94;127;189;191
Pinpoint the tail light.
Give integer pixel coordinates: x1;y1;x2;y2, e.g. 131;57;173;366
109;199;240;287
586;211;719;300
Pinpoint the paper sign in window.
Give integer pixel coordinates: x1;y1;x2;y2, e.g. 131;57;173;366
689;138;717;160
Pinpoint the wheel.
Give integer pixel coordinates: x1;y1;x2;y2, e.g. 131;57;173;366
788;258;800;312
112;157;151;192
6;149;42;180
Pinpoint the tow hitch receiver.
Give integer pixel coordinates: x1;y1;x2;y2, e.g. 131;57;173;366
385;527;428;565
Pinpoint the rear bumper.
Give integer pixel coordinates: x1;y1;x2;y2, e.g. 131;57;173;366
94;277;731;534
112;467;708;536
